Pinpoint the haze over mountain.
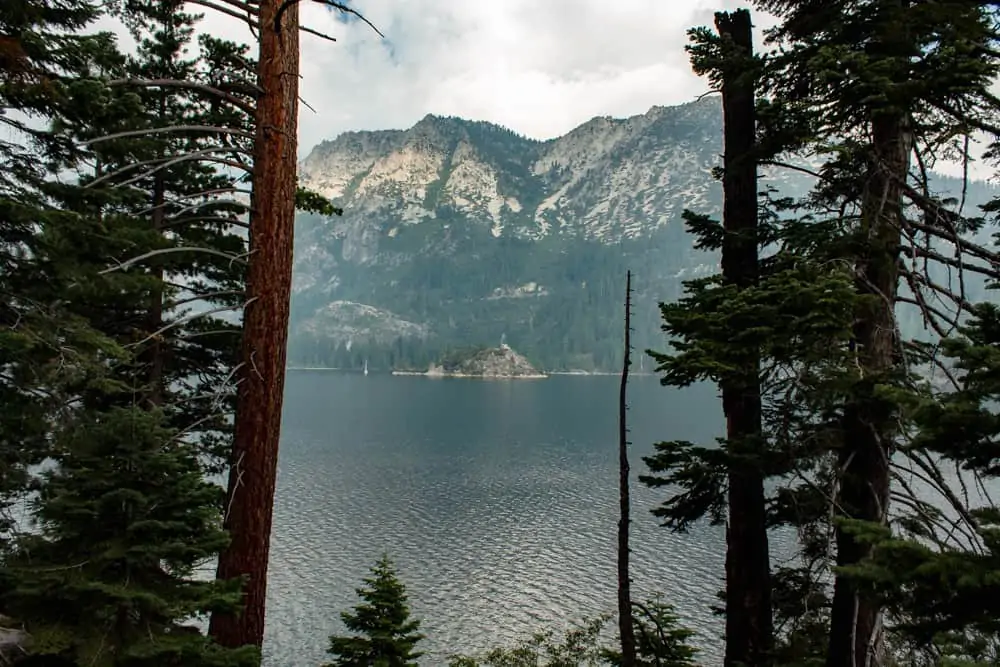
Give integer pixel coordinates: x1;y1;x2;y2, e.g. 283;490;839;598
289;96;1000;372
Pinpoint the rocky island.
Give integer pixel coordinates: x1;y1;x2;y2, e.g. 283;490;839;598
393;343;547;379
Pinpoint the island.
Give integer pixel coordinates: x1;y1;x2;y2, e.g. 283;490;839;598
392;343;547;379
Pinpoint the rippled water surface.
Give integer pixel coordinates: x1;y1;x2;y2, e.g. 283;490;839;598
263;373;728;666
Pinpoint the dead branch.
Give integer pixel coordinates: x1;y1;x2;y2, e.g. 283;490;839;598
901;244;1000;283
187;0;261;30
124;156;251;189
898;448;982;540
99;246;247;275
274;0;385;37
300;25;337;42
166;290;245;309
80;124;255;146
161;215;250;230
905;270;977;314
129;301;250;349
107;79;255;115
85;147;251;188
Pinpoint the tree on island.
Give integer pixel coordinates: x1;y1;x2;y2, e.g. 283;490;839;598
325;555;424;667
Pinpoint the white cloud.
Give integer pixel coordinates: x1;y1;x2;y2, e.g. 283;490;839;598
98;2;994;182
179;0;778;155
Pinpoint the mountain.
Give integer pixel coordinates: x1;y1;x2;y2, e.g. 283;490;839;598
290;97;1000;372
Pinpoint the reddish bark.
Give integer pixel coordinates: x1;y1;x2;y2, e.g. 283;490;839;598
209;0;299;649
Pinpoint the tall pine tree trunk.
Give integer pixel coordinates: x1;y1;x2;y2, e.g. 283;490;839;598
210;0;299;649
826;109;910;667
618;270;637;667
827;3;910;664
715;10;773;667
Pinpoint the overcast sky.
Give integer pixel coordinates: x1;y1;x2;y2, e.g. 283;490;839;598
173;0;778;156
91;1;992;179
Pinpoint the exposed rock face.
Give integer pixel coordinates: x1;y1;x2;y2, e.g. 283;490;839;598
427;345;545;378
290;97;999;371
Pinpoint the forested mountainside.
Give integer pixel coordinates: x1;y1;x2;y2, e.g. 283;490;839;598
289;97;1000;372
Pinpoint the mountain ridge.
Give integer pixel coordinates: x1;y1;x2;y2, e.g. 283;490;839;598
290;97;1000;372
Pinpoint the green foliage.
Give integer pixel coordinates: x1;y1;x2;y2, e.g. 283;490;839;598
296;186;343;217
0;3;255;665
448;597;697;667
4;407;257;667
609;597;700;667
325;555;424;667
448;617;609;667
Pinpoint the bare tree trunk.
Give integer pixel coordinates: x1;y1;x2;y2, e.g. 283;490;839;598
209;0;299;649
715;10;773;667
618;269;637;667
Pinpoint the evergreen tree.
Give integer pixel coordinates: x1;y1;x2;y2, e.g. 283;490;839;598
325;555;424;667
749;1;1000;663
0;0;128;547
0;2;257;664
4;406;258;666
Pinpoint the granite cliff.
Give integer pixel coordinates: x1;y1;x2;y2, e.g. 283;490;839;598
289;97;1000;372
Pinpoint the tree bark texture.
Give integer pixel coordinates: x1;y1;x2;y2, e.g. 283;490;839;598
209;0;299;649
826;106;910;667
618;269;637;667
715;10;774;667
826;2;910;663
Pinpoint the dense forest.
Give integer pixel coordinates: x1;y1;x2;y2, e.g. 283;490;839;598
4;0;1000;667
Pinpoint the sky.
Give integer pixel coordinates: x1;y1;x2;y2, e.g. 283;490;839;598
168;0;780;156
91;1;992;179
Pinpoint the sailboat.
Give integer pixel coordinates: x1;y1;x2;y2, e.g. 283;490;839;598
363;359;369;376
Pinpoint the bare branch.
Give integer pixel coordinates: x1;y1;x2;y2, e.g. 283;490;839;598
274;0;385;37
187;0;261;30
85;147;250;189
80;124;254;146
135;187;251;215
107;79;255;115
100;247;247;275
129;301;250;349
166;290;245;309
300;25;337;43
161;215;250;230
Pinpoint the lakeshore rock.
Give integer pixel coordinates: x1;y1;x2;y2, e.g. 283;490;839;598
424;344;546;378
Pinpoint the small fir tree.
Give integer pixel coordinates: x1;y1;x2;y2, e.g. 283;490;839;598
325;555;424;667
4;406;258;667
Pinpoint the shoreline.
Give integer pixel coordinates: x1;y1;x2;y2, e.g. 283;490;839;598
288;367;655;377
391;370;549;379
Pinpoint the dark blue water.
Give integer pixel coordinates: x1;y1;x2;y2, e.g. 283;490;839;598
264;373;728;666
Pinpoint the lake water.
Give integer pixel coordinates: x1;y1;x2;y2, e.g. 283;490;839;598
263;372;733;667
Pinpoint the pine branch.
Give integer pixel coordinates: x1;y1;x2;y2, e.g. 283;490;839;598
99;247;248;275
187;0;261;30
86;149;253;189
161;215;250;230
128;299;254;349
166;290;245;309
107;79;256;115
80;124;255;146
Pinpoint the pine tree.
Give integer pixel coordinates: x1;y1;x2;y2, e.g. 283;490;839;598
325;555;424;667
748;0;1000;663
0;2;258;665
4;406;258;667
0;0;127;545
